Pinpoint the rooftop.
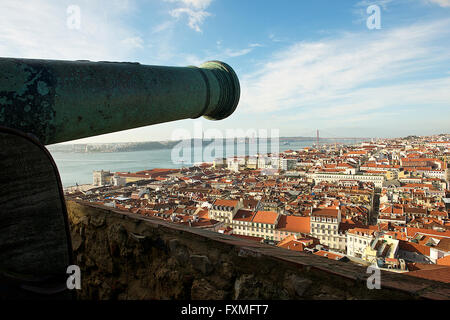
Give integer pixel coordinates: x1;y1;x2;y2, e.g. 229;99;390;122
252;211;279;225
213;199;239;208
311;208;339;218
276;215;310;233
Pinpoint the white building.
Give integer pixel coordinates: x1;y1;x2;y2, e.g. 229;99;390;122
280;158;297;171
112;175;127;186
429;238;450;263
232;209;280;240
257;156;272;169
213;158;226;169
227;158;241;172
310;208;346;251
311;173;385;188
346;228;375;259
246;156;258;169
423;170;446;180
93;170;112;186
209;199;243;226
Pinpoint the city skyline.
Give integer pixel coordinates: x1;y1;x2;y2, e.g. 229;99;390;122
71;133;450;288
1;0;449;142
1;0;450;302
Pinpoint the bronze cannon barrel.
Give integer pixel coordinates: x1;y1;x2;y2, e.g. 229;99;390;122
0;58;240;145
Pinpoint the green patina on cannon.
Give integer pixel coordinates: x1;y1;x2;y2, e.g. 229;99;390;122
0;58;240;299
0;58;240;145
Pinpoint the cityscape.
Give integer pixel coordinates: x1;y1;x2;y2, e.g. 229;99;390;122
1;0;449;306
66;134;450;283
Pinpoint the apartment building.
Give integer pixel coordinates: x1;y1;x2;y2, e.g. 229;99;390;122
209;199;243;225
213;158;226;169
251;211;280;240
231;209;255;236
310;208;346;251
231;210;280;240
363;233;399;265
274;215;310;242
257;156;273;169
346;228;375;259
246;156;258;169
377;213;407;226
311;173;385;188
281;158;297;171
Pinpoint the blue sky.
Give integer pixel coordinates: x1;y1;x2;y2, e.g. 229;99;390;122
0;0;449;142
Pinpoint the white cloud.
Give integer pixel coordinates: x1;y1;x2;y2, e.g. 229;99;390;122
165;0;213;32
355;0;393;10
223;47;253;57
152;20;175;34
180;42;261;66
268;33;287;42
426;0;450;7
174;0;212;10
0;0;141;61
170;7;211;32
240;18;450;128
121;36;144;49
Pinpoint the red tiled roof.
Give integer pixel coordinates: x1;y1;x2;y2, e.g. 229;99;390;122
436;238;450;252
252;211;279;225
276;215;310;233
347;227;375;236
311;208;339;218
437;255;450;266
314;250;346;261
277;236;315;252
399;240;431;256
233;209;255;222
214;199;239;207
406;227;450;239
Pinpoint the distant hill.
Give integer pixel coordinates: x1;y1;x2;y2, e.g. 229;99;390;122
47;140;180;153
47;136;357;153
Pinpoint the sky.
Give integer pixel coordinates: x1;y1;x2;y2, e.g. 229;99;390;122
0;0;449;143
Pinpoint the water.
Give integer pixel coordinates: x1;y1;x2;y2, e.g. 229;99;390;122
50;139;361;187
51;148;180;188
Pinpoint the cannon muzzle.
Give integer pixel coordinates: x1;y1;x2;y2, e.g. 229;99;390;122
0;58;240;145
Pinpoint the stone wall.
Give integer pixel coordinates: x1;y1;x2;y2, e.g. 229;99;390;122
66;200;450;300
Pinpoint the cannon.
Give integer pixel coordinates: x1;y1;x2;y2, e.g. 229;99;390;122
0;58;240;145
0;58;240;299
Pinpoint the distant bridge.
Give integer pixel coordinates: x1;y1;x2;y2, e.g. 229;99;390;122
281;129;374;144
